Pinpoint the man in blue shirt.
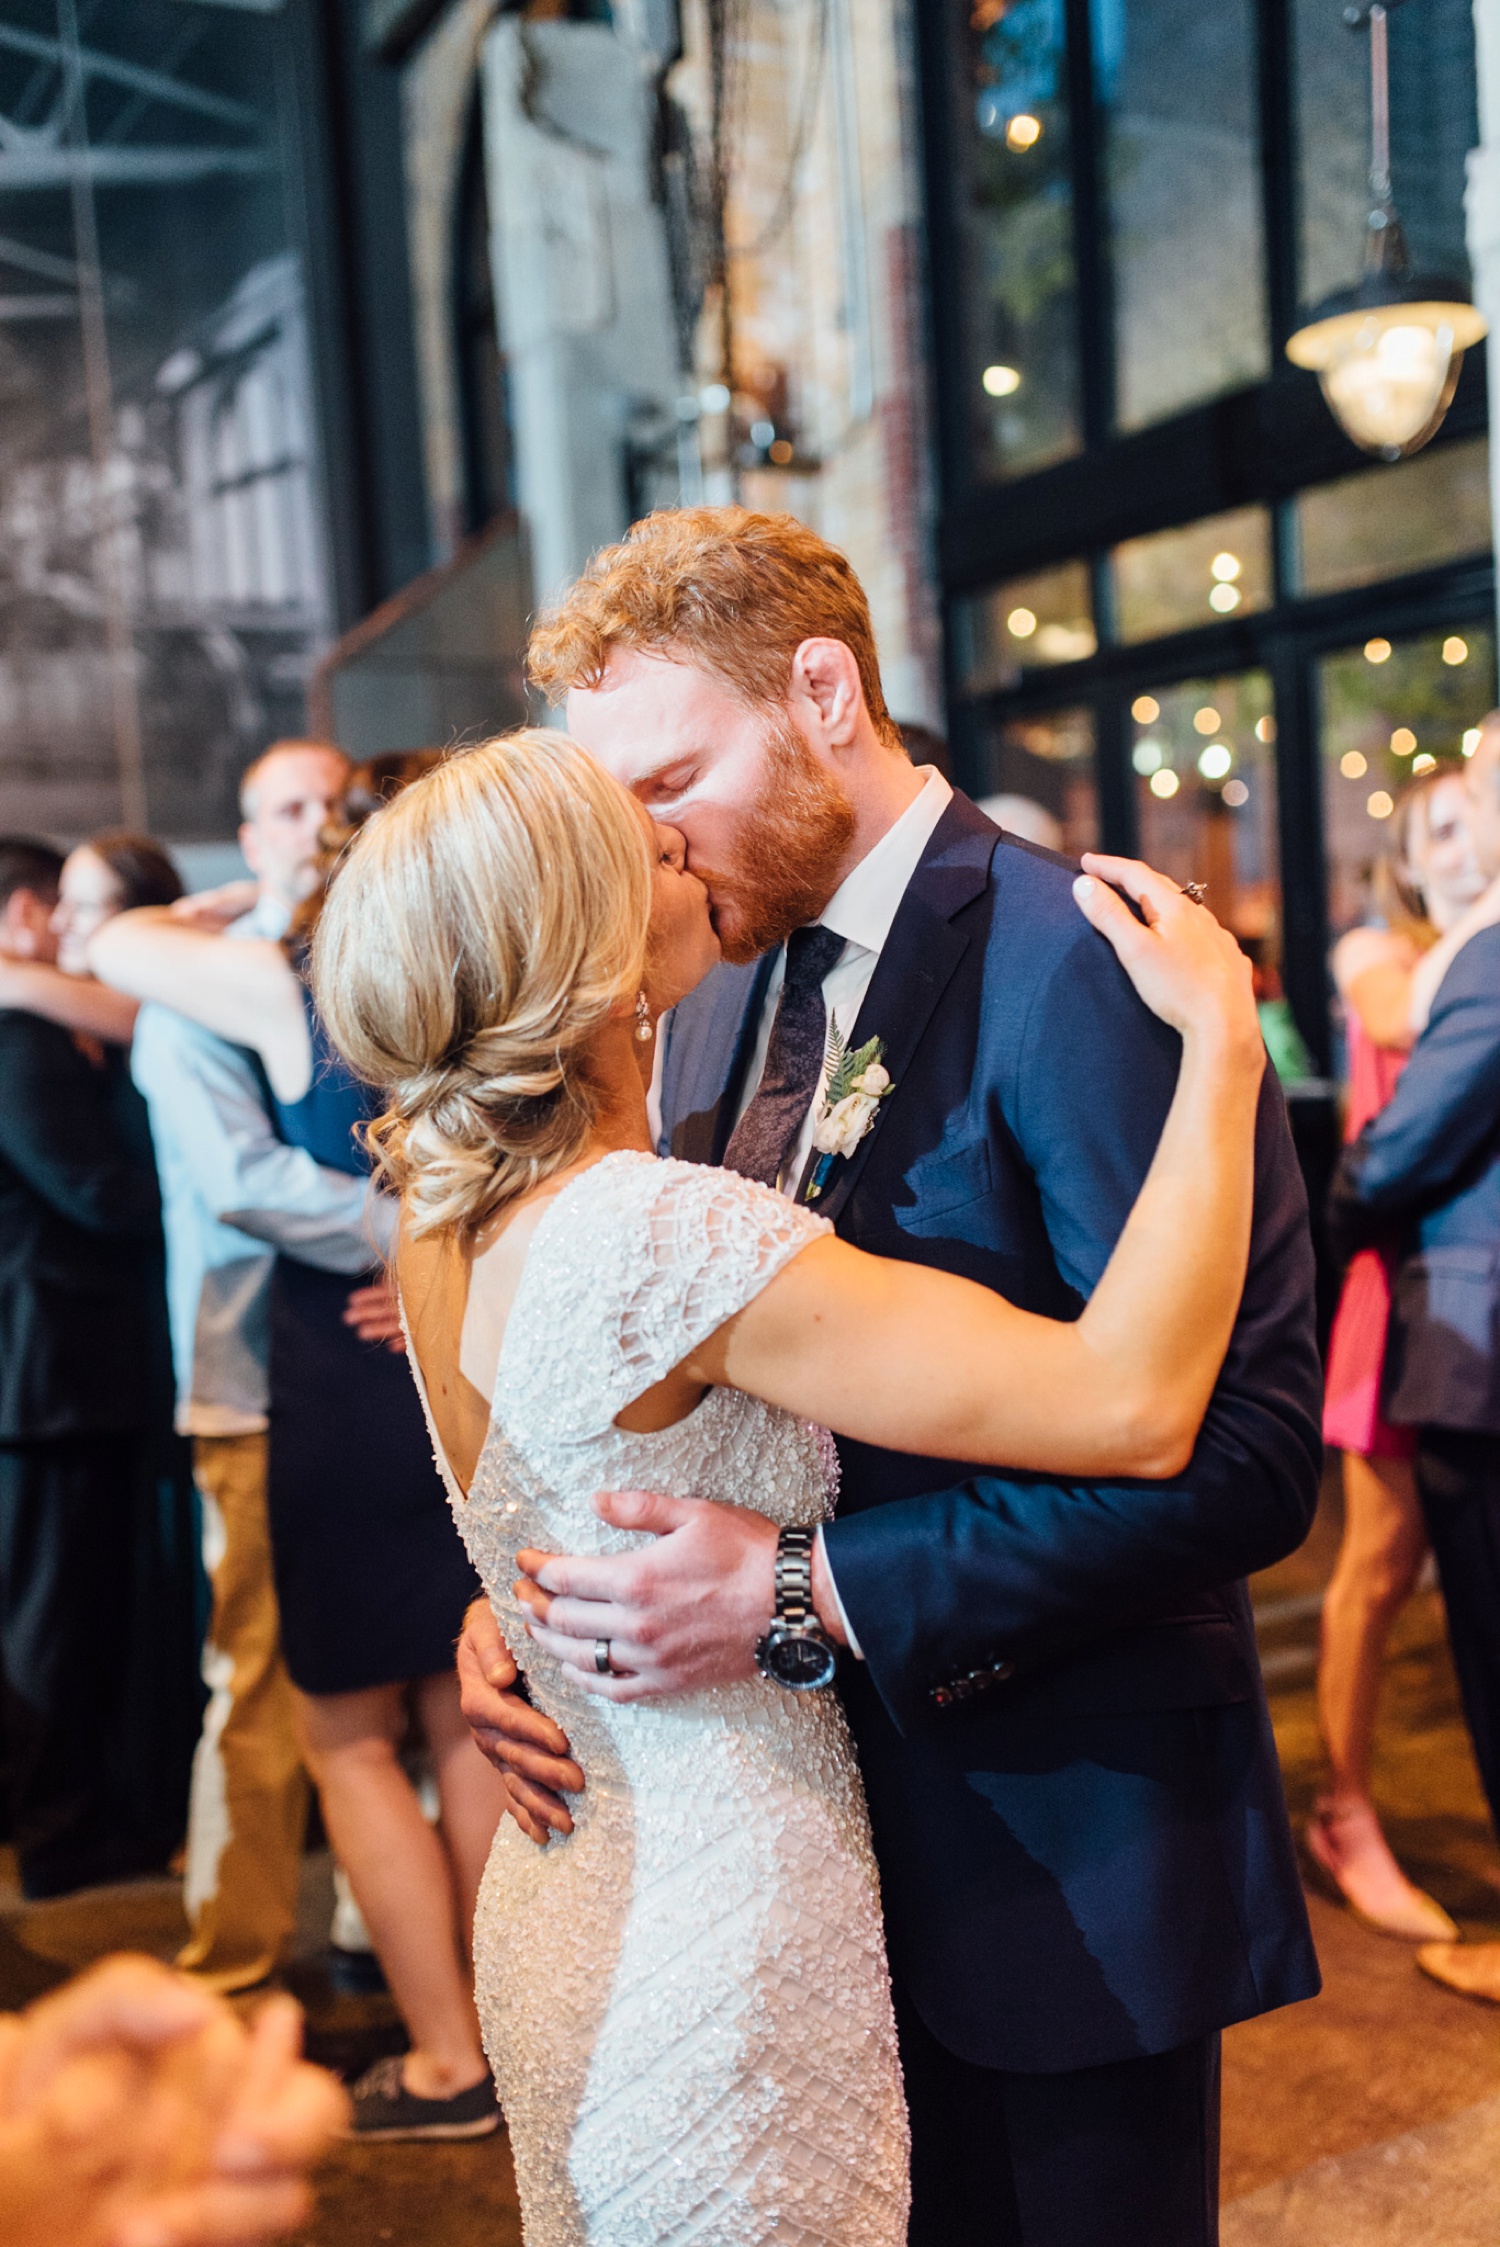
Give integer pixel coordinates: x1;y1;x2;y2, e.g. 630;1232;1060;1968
132;741;394;1991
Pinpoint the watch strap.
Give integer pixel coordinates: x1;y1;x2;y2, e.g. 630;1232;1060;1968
774;1525;818;1629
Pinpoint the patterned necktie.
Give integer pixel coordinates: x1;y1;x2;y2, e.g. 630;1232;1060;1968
723;924;847;1189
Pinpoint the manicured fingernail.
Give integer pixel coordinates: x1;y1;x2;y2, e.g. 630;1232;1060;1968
1073;875;1096;901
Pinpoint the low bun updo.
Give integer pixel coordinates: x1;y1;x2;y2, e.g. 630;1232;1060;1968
313;728;652;1240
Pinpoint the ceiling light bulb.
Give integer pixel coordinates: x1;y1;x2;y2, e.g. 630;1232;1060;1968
1131;695;1159;723
1364;637;1392;663
1005;113;1042;151
1208;583;1241;613
983;364;1022;397
1390;726;1417;754
1007;606;1037;638
1193;706;1221;734
1210;552;1242;581
1443;636;1469;665
1367;789;1394;819
1149;768;1180;799
1288;303;1484;458
1198;743;1234;780
1340;750;1368;778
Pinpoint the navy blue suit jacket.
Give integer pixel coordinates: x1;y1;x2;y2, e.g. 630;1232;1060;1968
1329;921;1500;1432
660;792;1322;2072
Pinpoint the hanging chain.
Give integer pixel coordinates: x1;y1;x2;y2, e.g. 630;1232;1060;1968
1367;3;1390;204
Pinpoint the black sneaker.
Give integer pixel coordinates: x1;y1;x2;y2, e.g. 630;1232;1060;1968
346;2054;500;2142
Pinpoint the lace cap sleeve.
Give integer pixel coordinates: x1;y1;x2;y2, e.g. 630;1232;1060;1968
498;1153;830;1445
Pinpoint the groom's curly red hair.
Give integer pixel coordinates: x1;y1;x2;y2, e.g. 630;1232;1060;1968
526;506;903;750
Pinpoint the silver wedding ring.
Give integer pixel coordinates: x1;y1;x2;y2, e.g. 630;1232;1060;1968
594;1639;613;1676
1180;880;1208;905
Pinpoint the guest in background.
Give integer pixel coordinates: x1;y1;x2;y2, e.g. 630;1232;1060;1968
1329;720;1500;1996
53;832;184;965
0;838;164;1897
93;754;506;2141
48;833;208;1874
125;742;398;2000
1315;769;1483;1939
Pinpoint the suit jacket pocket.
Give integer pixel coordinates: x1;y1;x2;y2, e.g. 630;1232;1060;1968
893;1138;994;1232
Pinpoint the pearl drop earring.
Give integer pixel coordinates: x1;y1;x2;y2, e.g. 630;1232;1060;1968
635;991;652;1042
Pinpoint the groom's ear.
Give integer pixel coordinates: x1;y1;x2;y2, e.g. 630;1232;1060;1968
789;638;863;749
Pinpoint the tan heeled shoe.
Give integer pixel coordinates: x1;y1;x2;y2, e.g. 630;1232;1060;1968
1306;1797;1459;1942
1416;1941;1500;2002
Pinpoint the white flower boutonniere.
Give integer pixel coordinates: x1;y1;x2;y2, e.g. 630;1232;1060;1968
804;1020;896;1202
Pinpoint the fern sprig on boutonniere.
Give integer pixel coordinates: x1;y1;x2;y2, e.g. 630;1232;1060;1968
804;1017;895;1202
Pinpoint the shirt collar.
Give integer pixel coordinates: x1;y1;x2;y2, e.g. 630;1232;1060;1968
239;892;291;941
819;766;954;958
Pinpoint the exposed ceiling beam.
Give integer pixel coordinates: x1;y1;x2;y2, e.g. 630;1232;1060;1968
0;293;77;319
0;24;262;133
0;146;272;187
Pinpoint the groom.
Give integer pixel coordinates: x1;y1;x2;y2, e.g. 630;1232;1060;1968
459;508;1322;2244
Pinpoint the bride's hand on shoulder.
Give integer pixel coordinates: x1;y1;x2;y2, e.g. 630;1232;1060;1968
1073;853;1263;1063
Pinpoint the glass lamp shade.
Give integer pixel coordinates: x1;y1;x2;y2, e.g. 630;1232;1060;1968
1287;294;1486;460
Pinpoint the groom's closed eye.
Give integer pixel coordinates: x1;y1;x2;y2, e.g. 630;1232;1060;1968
638;761;700;810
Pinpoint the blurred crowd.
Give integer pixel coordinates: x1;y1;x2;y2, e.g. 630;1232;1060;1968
1321;713;1500;1998
8;715;1500;2232
0;741;506;2179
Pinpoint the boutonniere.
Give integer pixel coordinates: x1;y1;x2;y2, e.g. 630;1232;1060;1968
804;1019;895;1202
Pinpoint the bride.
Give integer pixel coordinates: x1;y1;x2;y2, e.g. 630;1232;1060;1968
314;729;1264;2247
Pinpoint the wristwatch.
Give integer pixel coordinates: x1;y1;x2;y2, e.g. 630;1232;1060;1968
755;1526;839;1692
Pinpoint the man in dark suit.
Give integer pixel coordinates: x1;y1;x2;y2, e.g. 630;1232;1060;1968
458;511;1322;2244
0;837;164;1896
1329;712;1500;2003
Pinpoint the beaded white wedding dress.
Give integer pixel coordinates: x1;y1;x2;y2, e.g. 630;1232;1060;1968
410;1152;909;2247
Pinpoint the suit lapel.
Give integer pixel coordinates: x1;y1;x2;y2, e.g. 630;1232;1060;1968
796;794;998;1223
662;950;777;1165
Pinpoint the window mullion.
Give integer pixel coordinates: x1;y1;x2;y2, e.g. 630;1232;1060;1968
1063;0;1114;450
1258;0;1301;360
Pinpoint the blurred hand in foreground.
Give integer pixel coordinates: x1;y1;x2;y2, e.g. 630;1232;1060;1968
0;1953;348;2247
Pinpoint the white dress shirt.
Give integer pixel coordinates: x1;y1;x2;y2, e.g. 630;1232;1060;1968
131;897;394;1437
730;765;954;1652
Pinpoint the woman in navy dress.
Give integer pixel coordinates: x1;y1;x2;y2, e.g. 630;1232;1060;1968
265;988;479;1696
89;756;506;2143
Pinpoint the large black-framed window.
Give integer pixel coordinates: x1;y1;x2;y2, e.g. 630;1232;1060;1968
916;0;1491;1080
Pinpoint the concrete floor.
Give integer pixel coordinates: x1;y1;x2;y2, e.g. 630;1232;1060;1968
2;1468;1498;2244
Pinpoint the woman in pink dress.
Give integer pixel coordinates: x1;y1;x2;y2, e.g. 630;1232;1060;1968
1315;766;1486;1935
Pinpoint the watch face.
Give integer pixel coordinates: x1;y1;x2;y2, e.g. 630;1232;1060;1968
764;1629;837;1692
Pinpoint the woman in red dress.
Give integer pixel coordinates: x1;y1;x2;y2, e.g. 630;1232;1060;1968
1315;767;1485;1936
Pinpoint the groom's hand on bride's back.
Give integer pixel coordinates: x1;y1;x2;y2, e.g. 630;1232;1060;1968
455;1599;585;1845
512;1488;844;1697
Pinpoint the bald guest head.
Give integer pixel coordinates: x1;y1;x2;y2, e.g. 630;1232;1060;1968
238;741;350;911
1465;710;1500;883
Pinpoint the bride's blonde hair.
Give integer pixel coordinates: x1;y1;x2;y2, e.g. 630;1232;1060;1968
313;728;651;1239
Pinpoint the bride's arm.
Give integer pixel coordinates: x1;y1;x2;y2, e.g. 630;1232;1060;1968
0;957;139;1045
88;910;312;1100
688;859;1263;1480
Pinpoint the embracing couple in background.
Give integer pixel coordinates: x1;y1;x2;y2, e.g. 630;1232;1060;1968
313;508;1323;2247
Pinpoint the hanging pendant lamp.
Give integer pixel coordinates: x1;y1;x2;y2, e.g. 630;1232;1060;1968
1286;0;1485;459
